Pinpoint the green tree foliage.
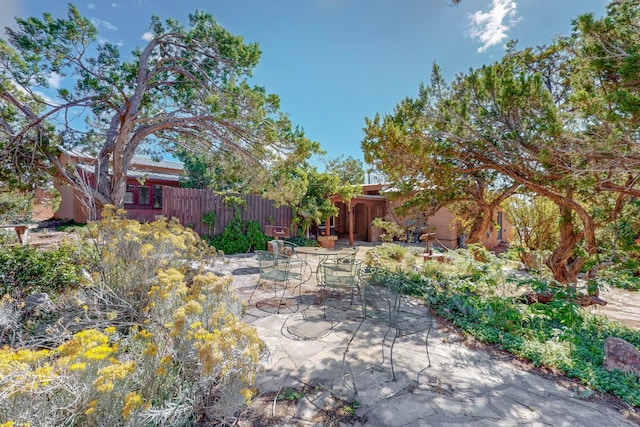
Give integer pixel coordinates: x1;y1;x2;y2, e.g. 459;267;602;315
0;79;57;191
362;82;519;245
324;155;365;185
504;193;559;252
362;1;640;283
175;148;249;192
0;4;319;214
0;190;34;223
299;168;340;236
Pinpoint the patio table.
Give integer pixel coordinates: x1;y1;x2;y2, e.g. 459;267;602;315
293;246;339;266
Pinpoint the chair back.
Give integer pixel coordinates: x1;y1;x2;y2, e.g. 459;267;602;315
335;246;358;264
319;258;361;290
256;249;296;282
269;239;297;256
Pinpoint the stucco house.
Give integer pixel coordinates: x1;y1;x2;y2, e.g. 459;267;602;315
330;183;512;250
54;148;183;223
53;152;510;250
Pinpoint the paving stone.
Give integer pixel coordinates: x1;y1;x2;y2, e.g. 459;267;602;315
365;393;437;426
216;253;639;427
430;395;500;419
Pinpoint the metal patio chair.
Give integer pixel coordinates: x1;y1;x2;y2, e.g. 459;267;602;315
358;266;433;381
317;257;362;319
249;249;304;313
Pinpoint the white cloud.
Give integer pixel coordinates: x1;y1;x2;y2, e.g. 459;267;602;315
142;32;154;42
468;0;519;52
46;72;63;89
33;90;59;107
87;3;95;9
91;18;118;31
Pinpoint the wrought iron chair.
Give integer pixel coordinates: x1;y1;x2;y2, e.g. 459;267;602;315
270;239;311;289
249;250;304;313
269;239;297;256
358;266;433;381
335;245;358;260
317;257;362;319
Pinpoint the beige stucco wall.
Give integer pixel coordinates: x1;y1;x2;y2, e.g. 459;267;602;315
381;196;511;250
53;183;77;221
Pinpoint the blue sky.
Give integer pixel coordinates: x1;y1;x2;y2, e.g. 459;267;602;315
4;0;609;170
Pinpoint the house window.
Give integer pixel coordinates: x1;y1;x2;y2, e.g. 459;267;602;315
153;185;163;208
124;184;135;204
139;186;150;205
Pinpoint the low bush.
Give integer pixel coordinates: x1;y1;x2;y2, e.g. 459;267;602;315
285;236;319;247
212;217;268;254
409;261;640;408
0;207;264;426
365;243;410;269
0;242;88;298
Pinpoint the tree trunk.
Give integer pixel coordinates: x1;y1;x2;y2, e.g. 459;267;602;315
467;206;492;244
347;201;354;246
545;206;584;284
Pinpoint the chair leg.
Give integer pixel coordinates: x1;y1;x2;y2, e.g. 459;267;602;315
276;282;288;314
248;279;262;305
322;286;327;319
425;327;432;368
381;327;392;371
416;328;433;383
390;329;399;381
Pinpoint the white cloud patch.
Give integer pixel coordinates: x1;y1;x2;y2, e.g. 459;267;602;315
87;3;95;9
468;0;519;52
142;32;154;42
91;18;118;31
46;72;63;89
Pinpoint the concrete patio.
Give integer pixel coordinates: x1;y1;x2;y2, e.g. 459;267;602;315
210;249;638;426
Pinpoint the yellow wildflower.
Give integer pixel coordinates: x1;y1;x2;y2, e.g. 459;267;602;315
69;362;86;371
143;343;158;357
122;392;144;419
184;300;202;315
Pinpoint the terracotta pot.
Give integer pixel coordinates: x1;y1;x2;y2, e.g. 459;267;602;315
317;235;337;248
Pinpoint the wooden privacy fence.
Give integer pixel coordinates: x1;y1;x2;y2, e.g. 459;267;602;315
162;187;293;237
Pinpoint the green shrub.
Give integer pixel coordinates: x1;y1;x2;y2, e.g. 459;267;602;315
285;236;319;247
0;190;34;222
366;243;408;264
0;242;88;298
212;217;268;254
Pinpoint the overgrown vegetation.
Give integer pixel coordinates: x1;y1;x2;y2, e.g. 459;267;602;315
367;243;640;408
0;190;34;223
0;207;264;426
0;243;88;298
284;236;319;247
210;197;268;254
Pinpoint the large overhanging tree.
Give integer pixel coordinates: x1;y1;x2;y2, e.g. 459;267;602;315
362;0;640;284
0;4;318;214
363;99;520;245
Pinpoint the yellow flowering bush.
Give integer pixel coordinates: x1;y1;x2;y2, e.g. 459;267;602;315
0;209;264;426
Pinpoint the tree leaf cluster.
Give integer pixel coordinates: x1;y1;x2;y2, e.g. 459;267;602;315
362;0;640;283
0;4;320;212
